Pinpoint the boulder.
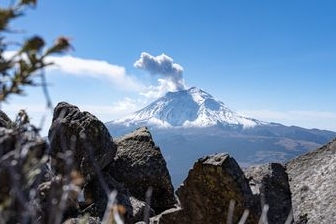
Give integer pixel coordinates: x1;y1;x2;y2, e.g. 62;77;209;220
156;153;259;224
244;163;293;224
83;171;154;223
48;102;117;179
108;127;176;214
286;138;336;223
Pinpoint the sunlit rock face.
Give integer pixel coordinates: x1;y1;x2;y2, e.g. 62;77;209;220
49;101;117;179
286;138;336;223
107;126;176;214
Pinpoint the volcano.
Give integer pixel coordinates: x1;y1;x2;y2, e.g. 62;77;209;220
111;87;265;129
106;87;336;186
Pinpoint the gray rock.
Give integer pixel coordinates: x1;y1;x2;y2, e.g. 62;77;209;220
49;102;117;179
244;163;293;224
83;171;153;224
157;153;259;224
37;174;81;223
286;138;336;224
108;127;176;214
0;110;12;128
63;217;101;224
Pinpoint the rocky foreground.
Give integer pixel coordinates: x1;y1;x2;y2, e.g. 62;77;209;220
0;102;335;223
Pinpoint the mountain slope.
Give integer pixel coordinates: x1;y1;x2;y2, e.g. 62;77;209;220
106;87;336;187
110;87;264;128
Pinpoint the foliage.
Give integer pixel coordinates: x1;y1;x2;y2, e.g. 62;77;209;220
0;1;78;223
0;0;71;105
0;2;126;222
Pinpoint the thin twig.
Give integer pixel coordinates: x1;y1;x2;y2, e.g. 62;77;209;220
284;209;293;224
101;190;118;224
238;209;250;224
144;186;153;224
258;204;269;224
226;199;235;224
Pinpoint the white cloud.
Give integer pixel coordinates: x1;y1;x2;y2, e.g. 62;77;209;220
239;109;336;131
48;55;144;91
140;78;184;99
134;52;184;77
80;98;142;119
1;98;144;136
134;52;186;92
4;51;187;99
4;51;144;91
3;98;143;121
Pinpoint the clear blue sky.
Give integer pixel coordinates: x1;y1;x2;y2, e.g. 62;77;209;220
2;0;336;135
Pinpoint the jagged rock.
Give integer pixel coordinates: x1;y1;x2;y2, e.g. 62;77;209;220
244;163;293;224
286;138;336;224
108;127;176;214
83;171;154;223
0;110;12;128
49;102;117;180
156;153;259;224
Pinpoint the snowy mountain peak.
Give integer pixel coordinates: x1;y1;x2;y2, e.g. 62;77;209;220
111;87;264;128
187;87;213;104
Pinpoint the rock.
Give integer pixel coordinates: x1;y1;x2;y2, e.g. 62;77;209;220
63;216;101;224
36;173;81;223
157;153;258;224
244;163;293;224
0;110;12;128
49;102;117;179
0;127;15;155
286;138;336;223
108;127;176;214
83;171;154;223
0;127;48;223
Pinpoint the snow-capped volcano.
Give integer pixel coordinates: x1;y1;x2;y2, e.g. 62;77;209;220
107;87;336;187
111;87;263;128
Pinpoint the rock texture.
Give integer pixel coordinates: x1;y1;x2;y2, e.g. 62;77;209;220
156;153;259;224
244;163;293;224
0;110;12;128
286;138;336;224
108;127;176;214
47;103;177;223
63;217;101;224
49;102;117;179
36;174;81;223
83;171;153;224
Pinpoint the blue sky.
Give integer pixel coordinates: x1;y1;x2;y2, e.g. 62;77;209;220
2;0;336;135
